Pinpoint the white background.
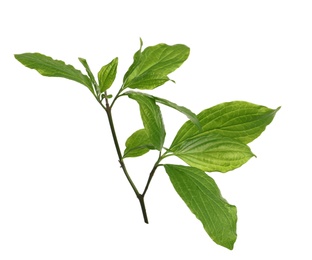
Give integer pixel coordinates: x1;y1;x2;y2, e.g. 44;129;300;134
1;0;311;259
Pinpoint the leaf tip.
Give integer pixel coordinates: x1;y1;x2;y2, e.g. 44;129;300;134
14;53;23;62
226;243;235;250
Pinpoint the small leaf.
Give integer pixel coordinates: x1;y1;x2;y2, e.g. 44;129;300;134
98;57;118;93
78;57;98;93
171;101;280;150
128;92;165;151
123;41;190;90
14;53;93;93
164;164;237;250
124;91;201;130
123;129;156;158
171;133;254;173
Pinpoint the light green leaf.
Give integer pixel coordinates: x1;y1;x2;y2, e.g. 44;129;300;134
171;133;254;173
128;92;165;150
14;53;93;93
164;164;237;250
123;41;190;90
123;38;143;83
123;129;156;158
171;101;280;150
98;57;118;93
124;91;201;130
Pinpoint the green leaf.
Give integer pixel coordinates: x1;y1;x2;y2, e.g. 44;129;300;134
123;129;156;158
171;101;280;150
123;41;190;90
14;53;93;93
171;133;254;173
98;57;118;93
164;164;237;250
123;38;143;83
78;57;98;92
124;91;201;130
127;92;166;151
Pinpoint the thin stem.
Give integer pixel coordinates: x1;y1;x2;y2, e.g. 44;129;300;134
103;102;140;197
97;90;163;224
110;86;124;109
142;151;164;196
142;159;160;197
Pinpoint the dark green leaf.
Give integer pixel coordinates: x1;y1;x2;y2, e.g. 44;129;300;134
171;101;280;150
123;129;156;158
123;41;190;90
171;133;254;173
164;164;237;249
128;93;165;150
14;53;93;93
124;91;201;130
98;57;118;93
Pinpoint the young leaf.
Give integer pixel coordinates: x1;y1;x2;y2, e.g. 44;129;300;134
170;133;254;173
14;53;93;93
123;41;190;90
124;91;201;130
78;57;97;85
171;101;280;150
164;164;237;250
98;57;118;93
127;92;165;151
123;129;156;158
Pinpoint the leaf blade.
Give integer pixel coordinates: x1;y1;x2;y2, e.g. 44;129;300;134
124;91;201;130
127;93;166;150
153;95;201;131
171;101;280;149
14;53;93;92
98;57;118;93
123;42;190;90
171;133;254;173
123;129;156;158
78;57;97;83
164;164;237;249
123;38;143;83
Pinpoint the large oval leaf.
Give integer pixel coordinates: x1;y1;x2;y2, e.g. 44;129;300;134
128;93;165;150
123;41;190;90
164;164;237;250
14;53;93;93
171;133;254;173
171;101;280;150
